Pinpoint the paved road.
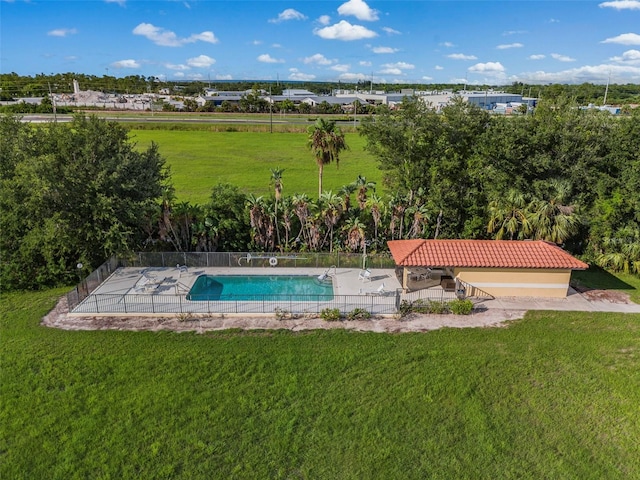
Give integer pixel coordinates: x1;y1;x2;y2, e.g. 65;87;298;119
19;113;361;127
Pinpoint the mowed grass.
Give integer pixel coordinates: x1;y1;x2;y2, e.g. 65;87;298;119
130;129;381;204
572;266;640;303
3;291;640;479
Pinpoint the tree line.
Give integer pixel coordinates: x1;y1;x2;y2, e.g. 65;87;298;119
1;97;639;291
3;72;640;105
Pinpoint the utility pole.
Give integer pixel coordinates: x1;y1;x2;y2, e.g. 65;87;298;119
48;82;57;123
603;71;611;106
269;84;273;134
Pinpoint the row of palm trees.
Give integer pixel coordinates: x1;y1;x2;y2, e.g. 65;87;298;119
250;174;387;253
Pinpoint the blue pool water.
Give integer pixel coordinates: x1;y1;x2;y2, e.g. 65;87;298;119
187;275;334;301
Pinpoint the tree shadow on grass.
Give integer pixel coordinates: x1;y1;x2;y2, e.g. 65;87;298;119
571;266;634;292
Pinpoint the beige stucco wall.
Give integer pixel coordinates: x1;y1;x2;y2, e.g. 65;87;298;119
453;268;572;298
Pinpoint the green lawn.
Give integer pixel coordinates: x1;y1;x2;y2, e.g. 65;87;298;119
2;290;640;479
130;130;381;204
572;266;640;303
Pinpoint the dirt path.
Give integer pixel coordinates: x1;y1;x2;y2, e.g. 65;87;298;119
42;296;524;334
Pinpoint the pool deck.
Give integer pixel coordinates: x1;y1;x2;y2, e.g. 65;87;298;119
90;266;402;297
72;266;445;316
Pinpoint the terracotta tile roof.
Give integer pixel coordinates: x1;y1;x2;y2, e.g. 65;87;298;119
387;239;588;270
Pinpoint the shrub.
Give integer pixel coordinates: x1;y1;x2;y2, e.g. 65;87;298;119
273;307;291;321
347;308;371;321
448;299;474;315
320;308;341;322
176;312;195;322
411;299;430;314
398;300;414;317
427;301;448;314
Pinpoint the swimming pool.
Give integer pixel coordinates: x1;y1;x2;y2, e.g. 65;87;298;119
187;275;334;301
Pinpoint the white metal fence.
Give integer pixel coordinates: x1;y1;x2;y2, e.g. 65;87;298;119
67;251;398;314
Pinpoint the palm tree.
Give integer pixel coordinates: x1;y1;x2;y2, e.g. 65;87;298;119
487;190;533;240
338;183;356;213
528;180;580;244
407;203;430;239
292;193;311;247
343;218;367;252
319;191;343;253
596;231;640;274
280;196;294;249
307;118;348;197
270;167;285;249
366;193;384;244
388;192;408;240
246;194;268;249
354;175;376;210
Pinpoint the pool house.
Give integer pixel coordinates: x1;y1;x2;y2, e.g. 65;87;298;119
388;239;589;298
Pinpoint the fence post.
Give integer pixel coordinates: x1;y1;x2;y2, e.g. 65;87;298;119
94;295;99;314
151;294;155;314
123;294;128;314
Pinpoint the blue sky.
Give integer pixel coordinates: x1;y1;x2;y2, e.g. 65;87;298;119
2;0;640;85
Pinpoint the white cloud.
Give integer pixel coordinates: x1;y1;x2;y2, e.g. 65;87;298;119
601;33;640;45
337;0;379;21
338;72;369;81
422;76;433;80
382;61;414;70
447;53;477;60
173;72;185;79
514;63;640;84
468;62;505;73
188;73;204;80
383;27;401;35
503;30;527;36
105;0;126;5
599;0;640;10
529;54;546;60
496;43;523;49
379;67;402;75
48;28;77;37
272;43;282;48
288;68;316;81
551;53;576;62
216;74;233;80
317;15;331;25
191;32;218;43
440;41;455;47
372;46;398;53
549;18;560;23
252;40;262;45
303;53;333;65
359;60;372;67
314;20;377;41
187;55;215;68
111;59;140;69
610;49;640;64
331;64;351;72
257;54;284;63
64;56;78;61
165;63;190;71
132;23;218;47
435;65;444;70
269;8;307;23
